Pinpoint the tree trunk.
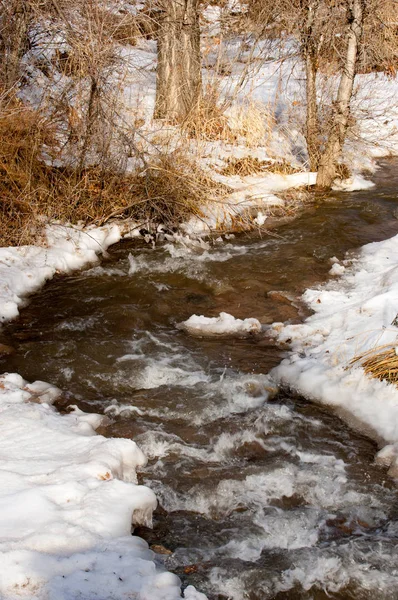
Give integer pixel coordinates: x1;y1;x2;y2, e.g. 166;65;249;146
305;51;319;171
154;0;202;122
316;0;364;189
302;0;321;172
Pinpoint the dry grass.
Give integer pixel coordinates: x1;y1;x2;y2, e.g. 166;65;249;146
0;101;229;245
126;150;229;224
221;156;302;177
350;344;398;386
229;100;274;147
266;160;302;175
182;85;234;142
335;163;351;180
221;156;271;176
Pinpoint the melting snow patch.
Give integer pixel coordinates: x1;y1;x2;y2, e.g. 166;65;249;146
0;372;195;599
332;174;376;192
178;312;262;337
0;223;123;322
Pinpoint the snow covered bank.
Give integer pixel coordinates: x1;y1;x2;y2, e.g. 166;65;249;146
0;373;183;600
270;233;398;476
0;224;124;322
179;312;262;337
183;171;318;234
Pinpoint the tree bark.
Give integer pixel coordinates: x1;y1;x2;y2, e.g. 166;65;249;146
316;0;364;189
154;0;202;122
302;0;322;172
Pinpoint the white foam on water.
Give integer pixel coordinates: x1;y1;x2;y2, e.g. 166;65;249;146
210;569;260;600
85;265;126;277
150;454;387;523
192;374;275;425
55;315;99;332
219;510;322;562
274;546;398;597
127;239;248;280
136;431;211;464
114;332;210;391
277;554;349;595
137;362;209;390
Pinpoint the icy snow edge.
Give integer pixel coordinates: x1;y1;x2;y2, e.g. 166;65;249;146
270;233;398;477
0;223;123;322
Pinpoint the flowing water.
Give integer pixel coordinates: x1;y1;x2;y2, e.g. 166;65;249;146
3;160;398;599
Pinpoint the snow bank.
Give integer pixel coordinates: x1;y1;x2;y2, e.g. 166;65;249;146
270;234;398;476
332;174;376;192
183;171;317;234
0;372;189;600
179;312;262;336
0;223;122;322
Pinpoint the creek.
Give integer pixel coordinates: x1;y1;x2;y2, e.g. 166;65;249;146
2;160;398;599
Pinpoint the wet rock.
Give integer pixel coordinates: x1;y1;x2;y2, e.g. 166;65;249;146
268;290;295;305
185;293;211;306
150;544;173;556
235;440;267;462
183;565;199;575
0;343;15;356
388;459;398;479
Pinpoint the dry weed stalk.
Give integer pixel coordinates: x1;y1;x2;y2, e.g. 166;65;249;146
350;344;398;386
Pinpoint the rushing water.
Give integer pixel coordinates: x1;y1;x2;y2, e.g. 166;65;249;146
3;160;398;599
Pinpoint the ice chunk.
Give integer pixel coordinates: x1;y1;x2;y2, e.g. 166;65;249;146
178;312;262;337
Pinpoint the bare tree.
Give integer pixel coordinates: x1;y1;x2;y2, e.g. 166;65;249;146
316;0;364;188
248;0;398;187
154;0;202;122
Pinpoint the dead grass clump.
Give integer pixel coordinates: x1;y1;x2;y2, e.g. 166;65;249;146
335;163;351;180
126;151;229;224
266;160;302;175
350;344;398;386
95;9;141;46
0;101;56;245
229;101;274;147
182;86;234;142
221;156;272;176
0;107;229;245
222;157;302;177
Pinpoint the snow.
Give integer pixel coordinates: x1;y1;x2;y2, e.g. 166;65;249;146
0;223;123;322
332;174;376;192
179;312;262;337
270;235;398;476
0;372;187;600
